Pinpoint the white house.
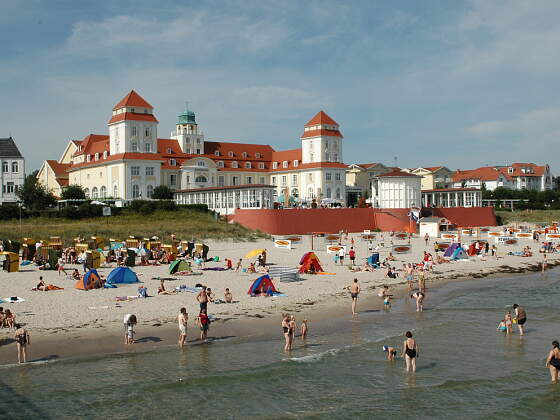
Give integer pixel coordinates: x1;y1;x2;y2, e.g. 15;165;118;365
0;137;25;203
372;169;422;209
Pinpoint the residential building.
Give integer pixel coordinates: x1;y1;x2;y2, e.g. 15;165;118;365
0;137;25;203
345;163;391;205
37;90;347;205
372;169;422;209
453;163;553;191
403;166;454;190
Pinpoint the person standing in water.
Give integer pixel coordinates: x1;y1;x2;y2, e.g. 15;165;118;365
401;331;419;373
345;279;360;316
300;319;308;340
513;304;527;335
545;340;560;383
281;314;291;352
411;292;425;312
542;253;548;272
383;345;397;361
177;308;188;347
14;324;30;364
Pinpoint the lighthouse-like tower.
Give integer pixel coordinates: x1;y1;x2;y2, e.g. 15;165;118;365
108;90;158;155
301;111;343;164
172;106;205;154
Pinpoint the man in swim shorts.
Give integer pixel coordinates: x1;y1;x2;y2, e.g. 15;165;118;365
197;286;208;312
345;278;360;316
513;304;527;335
177;307;188;347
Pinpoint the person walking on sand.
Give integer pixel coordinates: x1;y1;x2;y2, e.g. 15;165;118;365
418;268;426;292
289;315;296;349
349;247;356;266
126;315;137;344
401;331;419;372
424;233;429;247
338;247;345;266
345;278;361;316
545;340;560;383
15;324;30;364
177;308;188;347
513;304;527;335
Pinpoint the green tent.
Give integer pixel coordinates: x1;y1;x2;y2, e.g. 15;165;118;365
169;259;192;274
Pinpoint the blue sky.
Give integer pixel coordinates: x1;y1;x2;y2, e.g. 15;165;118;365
2;0;560;173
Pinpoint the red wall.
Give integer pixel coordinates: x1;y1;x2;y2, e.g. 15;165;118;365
232;207;498;235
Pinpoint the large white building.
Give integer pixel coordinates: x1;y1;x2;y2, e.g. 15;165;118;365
0;137;25;204
372;169;422;209
37;90;347;207
453;163;553;191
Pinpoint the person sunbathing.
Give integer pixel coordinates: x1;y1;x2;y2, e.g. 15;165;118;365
157;279;177;295
224;288;233;303
4;309;15;329
387;252;396;261
36;276;48;291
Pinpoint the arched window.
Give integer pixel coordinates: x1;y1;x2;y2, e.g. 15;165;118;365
307;187;314;198
92;187;98;199
132;184;140;198
195;176;207;183
336;188;341;199
84;188;90;198
113;185;118;198
231;161;238;168
326;188;331;198
100;186;107;198
146;185;154;198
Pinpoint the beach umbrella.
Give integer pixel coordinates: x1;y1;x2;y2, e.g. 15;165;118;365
245;248;265;259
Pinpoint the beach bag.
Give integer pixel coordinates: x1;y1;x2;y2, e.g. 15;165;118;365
138;287;148;298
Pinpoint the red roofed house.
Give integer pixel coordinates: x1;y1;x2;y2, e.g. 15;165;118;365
453;163;553;191
37;91;348;210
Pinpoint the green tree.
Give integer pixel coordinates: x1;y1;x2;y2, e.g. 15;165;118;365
151;185;174;200
61;185;86;200
16;171;56;210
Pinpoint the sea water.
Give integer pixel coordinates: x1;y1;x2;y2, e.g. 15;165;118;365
1;270;560;419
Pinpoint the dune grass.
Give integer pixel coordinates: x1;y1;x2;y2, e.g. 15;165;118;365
495;209;560;226
0;210;266;244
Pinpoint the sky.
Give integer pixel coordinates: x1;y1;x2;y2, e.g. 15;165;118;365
2;0;560;173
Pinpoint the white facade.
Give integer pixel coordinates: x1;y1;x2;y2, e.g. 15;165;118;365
373;171;422;209
0;137;25;204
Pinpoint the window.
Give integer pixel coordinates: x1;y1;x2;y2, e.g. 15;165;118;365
196;138;201;144
242;152;248;158
245;162;251;169
132;184;140;198
146;185;154;198
335;173;341;181
283;161;288;168
195;176;207;183
309;153;314;162
11;162;18;173
293;160;299;167
272;162;278;169
113;185;118;198
336;187;341;199
95;153;99;161
84;188;90;198
333;154;338;162
214;151;220;156
326;172;332;181
246;176;253;184
170;174;177;186
272;176;277;185
228;151;234;157
196;149;201;154
259;176;265;184
145;143;152;152
92;187;98;199
103;151;108;159
218;176;225;186
255;153;261;158
291;188;299;198
326;188;331;198
5;182;14;194
131;142;138;152
99;171;103;178
292;175;298;185
146;167;154;176
218;161;224;168
86;155;91;162
258;163;265;169
170;158;177;166
131;166;140;176
145;127;151;138
1;162;7;173
308;173;313;182
100;186;107;198
131;108;135;112
232;161;238;168
167;148;173;154
232;176;239;186
282;176;287;186
132;126;137;137
197;161;205;167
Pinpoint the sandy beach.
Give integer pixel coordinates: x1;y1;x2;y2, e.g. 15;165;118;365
0;231;556;363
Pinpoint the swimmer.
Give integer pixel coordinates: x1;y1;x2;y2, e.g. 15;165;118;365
383;295;392;309
545;340;560;383
411;291;425;312
383;345;397;361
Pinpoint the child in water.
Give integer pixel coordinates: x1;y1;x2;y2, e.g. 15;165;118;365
300;319;308;340
383;345;397;361
504;311;513;334
496;319;507;333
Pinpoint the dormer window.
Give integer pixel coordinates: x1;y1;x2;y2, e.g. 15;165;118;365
255;153;261;159
95;153;99;161
214;151;220;156
293;160;299;167
144;109;148;114
283;161;288;168
197;161;205;167
232;161;238;168
272;162;278;169
508;167;514;174
218;161;224;168
86;155;91;162
167;148;172;154
131;108;135;112
242;152;248;158
228;151;234;157
245;162;251;169
103;151;108;159
258;163;265;169
170;158;177;166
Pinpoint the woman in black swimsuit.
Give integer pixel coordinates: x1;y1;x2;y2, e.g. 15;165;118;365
401;331;419;373
14;324;30;364
281;314;291;352
545;340;560;383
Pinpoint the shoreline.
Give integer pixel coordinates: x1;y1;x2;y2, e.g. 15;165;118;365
0;257;556;366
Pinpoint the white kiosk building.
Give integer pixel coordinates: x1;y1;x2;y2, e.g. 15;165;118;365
372;169;422;209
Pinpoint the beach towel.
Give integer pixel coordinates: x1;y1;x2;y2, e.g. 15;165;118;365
20;260;32;266
3;296;25;303
175;285;201;293
175;271;203;276
104;283;117;288
201;267;226;271
46;285;64;291
115;296;139;302
316;272;336;275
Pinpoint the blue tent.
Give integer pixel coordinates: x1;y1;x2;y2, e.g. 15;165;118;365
451;247;468;260
247;274;278;295
107;267;139;284
367;253;380;266
444;243;461;258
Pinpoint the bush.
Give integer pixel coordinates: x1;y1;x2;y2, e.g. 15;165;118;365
0;204;23;221
61;185;86;200
151;185;174;200
178;204;209;212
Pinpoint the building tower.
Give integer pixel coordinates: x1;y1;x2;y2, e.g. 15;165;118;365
172;105;205;154
108;90;159;155
301;111;343;164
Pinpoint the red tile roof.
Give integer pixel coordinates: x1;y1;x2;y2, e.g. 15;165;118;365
108;112;159;125
204;141;274;160
68;152;165;170
46;160;71;177
300;129;343;139
377;169;420;178
73;134;110;157
57;178;69;187
175;184;273;193
271;149;302;162
305;111;338;127
352;163;382;169
113;90;153;110
453;167;509;182
497;163;546;177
